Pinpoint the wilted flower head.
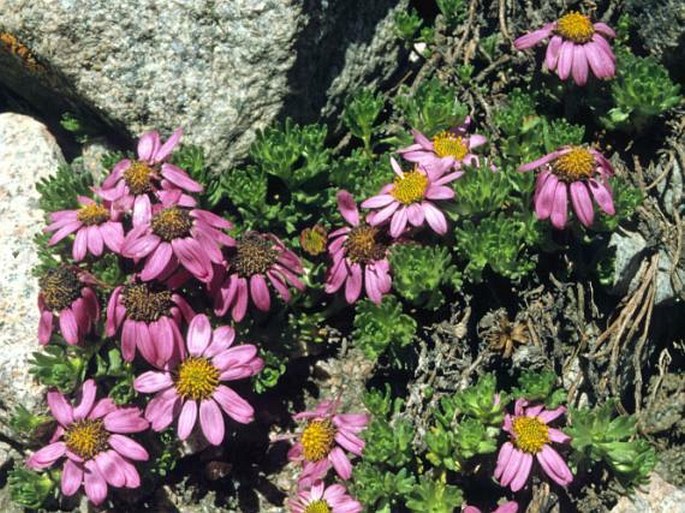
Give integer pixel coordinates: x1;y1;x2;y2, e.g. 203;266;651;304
514;12;616;86
38;266;99;345
26;380;149;506
362;157;460;237
300;225;328;256
398;117;487;174
495;399;573;492
211;232;305;322
106;280;194;366
134;314;263;446
97;128;202;220
464;502;519;513
520;146;615;229
288;399;369;488
288;481;362;513
325;190;392;305
45;195;124;262
121;200;234;284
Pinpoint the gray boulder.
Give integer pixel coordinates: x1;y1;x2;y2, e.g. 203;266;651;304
0;113;62;441
0;0;406;173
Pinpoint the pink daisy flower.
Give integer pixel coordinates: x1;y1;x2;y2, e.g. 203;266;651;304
26;379;149;506
106;280;195;366
44;196;124;262
134;314;264;446
514;11;616;86
495;399;573;492
211;232;305;322
361;157;460;237
121;202;234;284
97;128;202;223
288;399;369;488
519;146;615;229
325;190;392;305
464;502;518;513
398;117;487;174
288;481;362;513
38;266;100;345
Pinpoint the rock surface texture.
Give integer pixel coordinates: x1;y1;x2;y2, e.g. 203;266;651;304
0;0;405;173
0;113;63;440
610;473;685;513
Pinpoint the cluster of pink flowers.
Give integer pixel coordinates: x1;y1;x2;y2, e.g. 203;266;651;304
282;399;368;512
31;128;274;506
325;118;487;305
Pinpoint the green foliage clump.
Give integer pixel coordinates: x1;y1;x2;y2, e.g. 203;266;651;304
330;149;391;200
405;475;463;513
29;344;86;392
513;369;566;409
352;388;417;511
394;79;468;136
92;347;135;405
389;244;461;309
601;51;681;132
453;163;522;216
9;404;51;441
568;401;657;486
352;296;417;361
453;374;507;426
8;468;56;510
394;9;424;42
36;164;93;212
436;0;467;27
343;88;384;153
253;350;287;393
455;212;540;282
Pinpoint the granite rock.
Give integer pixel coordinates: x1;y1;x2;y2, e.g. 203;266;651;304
0;112;63;440
610;473;685;513
0;0;405;173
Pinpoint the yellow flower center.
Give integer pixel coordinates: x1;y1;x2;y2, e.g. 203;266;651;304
552;147;596;182
391;169;429;205
234;233;279;277
300;225;328;256
64;419;108;460
39;267;82;311
432;131;469;161
304;500;332;513
556;12;595;44
123;161;156;195
175;357;220;401
76;203;110;226
122;283;174;322
512;416;550;454
344;225;386;264
301;419;336;462
151;207;193;241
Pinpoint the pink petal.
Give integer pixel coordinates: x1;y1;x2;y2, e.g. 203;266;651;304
546;35;563;70
89;398;118;420
199;399;225;445
212;345;258;371
134;371;173;393
187;314;212;356
329;446;352;480
140;242;173;281
73;228;88;261
232;278;249;322
205;326;235;357
38;310;54;344
61;459;83;496
495;441;514;480
390;157;404;177
47;220;81;245
364;267;382;304
100;222;124;253
172;238;213;283
536;445;573;486
510;452;533;491
83;460;108;506
122;231;160;259
161;163;203;192
135;321;158;365
177;400;198;440
422;202;448;234
132;194;152;228
572;45;589;86
336;190;360;226
73;380;97;421
411;128;433;148
593;22;616;39
103;408;149;433
557;41;575;80
514;24;553;49
550;181;569;229
95;450;126;488
212;385;254;424
548;427;571;444
535;173;559;220
137;131;160;162
154;127;183;163
27;442;66;469
108;434;149;461
389;207;408;238
101;159;130;189
369;201;399;225
48;390;74;426
406;203;425;227
345;263;363;304
519;149;567;172
361;194;395;209
500;447;524;488
250;274;271;311
570;182;594;227
425;185;454;200
589;179;615;215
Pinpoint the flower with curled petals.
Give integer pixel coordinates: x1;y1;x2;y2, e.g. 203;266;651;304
211;232;305;322
121;200;234;284
44;195;124;262
288;481;362;513
361;157;460;238
495;399;573;492
519;145;615;229
26;380;149;506
398;117;487;175
134;314;264;446
38;266;99;346
464;501;518;513
514;12;616;86
97;127;202;223
288;399;369;488
106;280;194;366
325;190;392;305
